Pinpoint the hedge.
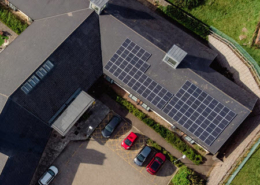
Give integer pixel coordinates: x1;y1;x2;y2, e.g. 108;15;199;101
114;95;203;165
172;166;205;185
0;6;28;34
147;138;183;168
158;5;209;40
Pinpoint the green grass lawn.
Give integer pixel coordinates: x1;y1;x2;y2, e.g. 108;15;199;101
231;146;260;185
0;35;8;46
175;0;260;64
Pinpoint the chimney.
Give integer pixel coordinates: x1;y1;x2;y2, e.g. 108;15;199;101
163;45;187;69
89;0;109;15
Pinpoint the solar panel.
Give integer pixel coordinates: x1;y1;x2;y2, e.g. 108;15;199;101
163;81;237;146
104;39;173;110
108;39;151;72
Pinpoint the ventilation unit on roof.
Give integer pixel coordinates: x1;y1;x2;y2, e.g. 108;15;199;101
89;0;109;15
163;45;187;69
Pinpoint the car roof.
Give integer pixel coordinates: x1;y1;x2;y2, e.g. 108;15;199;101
141;146;151;155
39;171;52;184
108;116;121;127
127;132;137;141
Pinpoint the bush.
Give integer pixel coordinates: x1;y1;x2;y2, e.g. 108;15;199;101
112;93;203;164
172;166;205;185
158;5;209;40
0;6;28;34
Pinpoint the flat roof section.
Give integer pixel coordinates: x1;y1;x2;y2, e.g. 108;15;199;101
52;91;94;136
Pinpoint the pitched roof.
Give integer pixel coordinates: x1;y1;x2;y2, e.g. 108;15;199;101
11;12;103;124
0;8;94;113
0;100;51;185
8;0;90;20
100;0;258;153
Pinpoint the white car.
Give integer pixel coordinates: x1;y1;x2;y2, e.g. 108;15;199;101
38;166;58;185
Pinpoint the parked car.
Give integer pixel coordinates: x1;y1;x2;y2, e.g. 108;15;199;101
146;153;165;175
101;115;121;138
121;132;138;149
134;146;152;166
38;166;58;185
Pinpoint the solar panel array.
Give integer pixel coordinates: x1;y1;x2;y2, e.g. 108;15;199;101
105;39;173;109
163;81;236;146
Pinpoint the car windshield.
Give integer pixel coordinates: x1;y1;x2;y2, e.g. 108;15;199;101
105;125;113;132
155;157;163;163
137;154;145;162
124;139;132;146
151;161;160;171
48;169;55;176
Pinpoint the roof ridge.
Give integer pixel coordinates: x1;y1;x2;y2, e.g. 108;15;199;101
34;8;92;22
188;68;253;111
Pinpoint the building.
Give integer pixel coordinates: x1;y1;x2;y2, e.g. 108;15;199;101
0;0;258;184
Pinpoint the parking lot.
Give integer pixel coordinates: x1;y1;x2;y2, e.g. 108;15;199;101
51;113;176;185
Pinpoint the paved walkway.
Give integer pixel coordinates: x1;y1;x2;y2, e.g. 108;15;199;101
99;94;215;178
208;35;260;97
207;35;260;185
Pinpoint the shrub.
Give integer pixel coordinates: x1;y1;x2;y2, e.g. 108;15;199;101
172;166;205;185
0;6;28;34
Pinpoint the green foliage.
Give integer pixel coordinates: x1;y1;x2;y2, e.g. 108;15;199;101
172;166;205;185
114;95;203;164
158;5;209;40
168;0;203;9
0;6;28;34
0;35;8;46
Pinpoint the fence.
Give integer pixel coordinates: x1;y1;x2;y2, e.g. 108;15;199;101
210;26;260;87
225;137;260;185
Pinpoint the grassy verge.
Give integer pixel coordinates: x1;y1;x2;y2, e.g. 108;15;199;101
171;166;206;185
0;5;28;34
230;145;260;184
105;87;203;165
164;0;260;65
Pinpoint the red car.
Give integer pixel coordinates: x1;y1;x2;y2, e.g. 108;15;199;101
146;153;166;175
121;132;138;150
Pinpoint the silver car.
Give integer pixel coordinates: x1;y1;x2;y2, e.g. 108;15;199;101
134;146;152;166
38;166;58;185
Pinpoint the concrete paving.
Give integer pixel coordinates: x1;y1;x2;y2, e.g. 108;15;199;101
0;21;18;49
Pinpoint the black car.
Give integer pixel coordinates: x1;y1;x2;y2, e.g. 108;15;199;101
101;115;121;138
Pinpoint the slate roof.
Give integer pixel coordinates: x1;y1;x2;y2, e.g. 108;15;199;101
0;0;257;184
8;0;90;20
0;8;94;113
100;0;258;153
11;12;103;124
0;100;51;185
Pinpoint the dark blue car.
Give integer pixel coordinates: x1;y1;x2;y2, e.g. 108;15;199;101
102;115;121;138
